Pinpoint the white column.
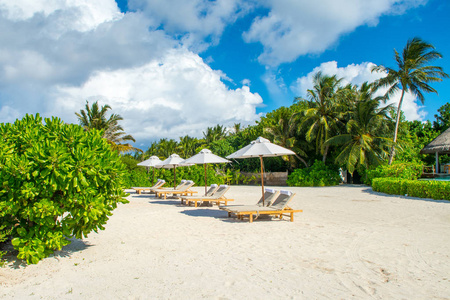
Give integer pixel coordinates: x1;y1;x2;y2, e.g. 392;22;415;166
436;152;439;173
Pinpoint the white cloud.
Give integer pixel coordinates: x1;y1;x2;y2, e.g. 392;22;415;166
291;61;426;121
128;0;250;51
243;0;427;66
51;49;263;143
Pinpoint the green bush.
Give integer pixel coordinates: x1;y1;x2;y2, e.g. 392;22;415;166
0;114;128;264
364;161;423;185
287;160;340;187
372;178;450;200
0;225;11;267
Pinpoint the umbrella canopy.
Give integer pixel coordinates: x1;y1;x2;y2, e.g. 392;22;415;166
137;156;162;185
156;154;192;188
183;149;230;194
226;137;295;204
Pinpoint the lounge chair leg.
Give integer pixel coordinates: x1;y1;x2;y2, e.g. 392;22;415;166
290;212;294;222
249;214;253;223
195;201;198;208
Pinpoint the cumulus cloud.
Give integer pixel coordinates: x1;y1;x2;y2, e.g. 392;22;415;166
291;61;426;121
243;0;427;66
52;49;262;144
128;0;250;51
0;0;263;147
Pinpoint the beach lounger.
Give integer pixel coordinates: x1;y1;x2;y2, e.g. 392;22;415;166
155;180;197;200
181;184;233;207
219;188;278;210
132;179;165;195
180;184;219;205
222;190;301;223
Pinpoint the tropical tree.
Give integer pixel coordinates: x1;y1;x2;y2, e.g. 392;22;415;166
262;106;308;168
296;72;344;162
157;138;178;158
203;124;227;144
75;101;139;153
372;37;448;164
325;93;393;174
178;135;198;158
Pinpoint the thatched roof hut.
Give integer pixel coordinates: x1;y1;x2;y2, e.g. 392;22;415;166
420;127;450;154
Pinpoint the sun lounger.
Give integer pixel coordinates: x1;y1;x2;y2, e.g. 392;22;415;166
222;190;301;223
180;184;219;205
220;188;278;210
181;184;233;207
132;179;165;195
155;180;197;200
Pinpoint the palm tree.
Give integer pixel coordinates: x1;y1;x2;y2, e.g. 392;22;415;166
178;135;198;158
325;88;393;174
372;37;448;164
75;101;139;153
157;138;178;158
296;72;344;162
263;106;308;168
203;124;227;144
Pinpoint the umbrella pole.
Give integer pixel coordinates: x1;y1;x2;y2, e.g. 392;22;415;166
152;167;155;185
260;156;265;205
174;166;176;189
204;164;207;195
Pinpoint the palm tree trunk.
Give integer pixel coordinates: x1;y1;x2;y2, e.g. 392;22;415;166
322;145;329;163
388;89;405;165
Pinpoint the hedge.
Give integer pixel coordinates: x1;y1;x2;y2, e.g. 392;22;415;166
372;178;450;200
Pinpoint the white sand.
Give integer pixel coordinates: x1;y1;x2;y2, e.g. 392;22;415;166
1;185;449;299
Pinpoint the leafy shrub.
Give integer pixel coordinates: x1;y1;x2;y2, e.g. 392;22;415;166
372;178;450;200
0;114;128;264
287;160;340;187
364;161;423;185
0;225;11;267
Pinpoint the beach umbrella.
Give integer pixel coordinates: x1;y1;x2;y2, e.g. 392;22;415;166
226;137;295;205
182;149;230;194
156;154;192;189
137;156;162;185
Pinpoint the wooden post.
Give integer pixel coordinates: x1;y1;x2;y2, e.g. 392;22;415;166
204;164;207;195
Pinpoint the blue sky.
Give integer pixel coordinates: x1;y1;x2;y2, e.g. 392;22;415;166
0;0;448;149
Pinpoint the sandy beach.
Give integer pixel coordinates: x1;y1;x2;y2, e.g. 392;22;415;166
0;185;449;299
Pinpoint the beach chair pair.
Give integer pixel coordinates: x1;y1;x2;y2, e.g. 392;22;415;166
132;179;166;195
180;184;234;207
220;188;301;223
154;180;197;200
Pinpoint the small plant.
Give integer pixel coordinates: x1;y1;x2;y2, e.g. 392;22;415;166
364;161;423;185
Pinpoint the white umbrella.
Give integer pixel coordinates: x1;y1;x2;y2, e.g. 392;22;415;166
182;149;230;194
226;137;295;204
156;154;192;189
137;156;162;185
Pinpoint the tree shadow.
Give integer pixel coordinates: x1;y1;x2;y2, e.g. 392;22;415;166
1;237;92;269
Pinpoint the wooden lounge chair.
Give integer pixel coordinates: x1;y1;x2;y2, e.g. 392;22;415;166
223;190;301;223
220;188;278;210
180;184;219;205
181;185;233;207
132;179;165;195
155;180;197;200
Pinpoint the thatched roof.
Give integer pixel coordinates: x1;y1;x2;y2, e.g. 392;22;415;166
420;126;450;154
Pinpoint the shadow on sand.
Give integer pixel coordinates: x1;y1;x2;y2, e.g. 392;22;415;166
1;237;92;269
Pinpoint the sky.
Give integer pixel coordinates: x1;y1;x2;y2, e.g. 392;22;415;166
0;0;449;150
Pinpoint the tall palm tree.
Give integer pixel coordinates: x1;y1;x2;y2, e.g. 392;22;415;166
75;101;139;153
178;135;198;158
157;138;178;158
203;124;227;144
297;72;344;162
372;37;448;164
325;94;393;174
263;106;308;168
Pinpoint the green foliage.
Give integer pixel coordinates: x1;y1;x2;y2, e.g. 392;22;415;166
364;161;423;185
287;160;340;187
433;102;450;132
0;114;128;264
0;225;11;266
372;178;450;200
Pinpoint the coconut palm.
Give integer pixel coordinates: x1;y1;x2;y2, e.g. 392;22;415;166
325;92;393;174
157;138;178;158
178;135;198;158
263;106;308;168
372;37;448;164
297;72;344;162
75;101;138;153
